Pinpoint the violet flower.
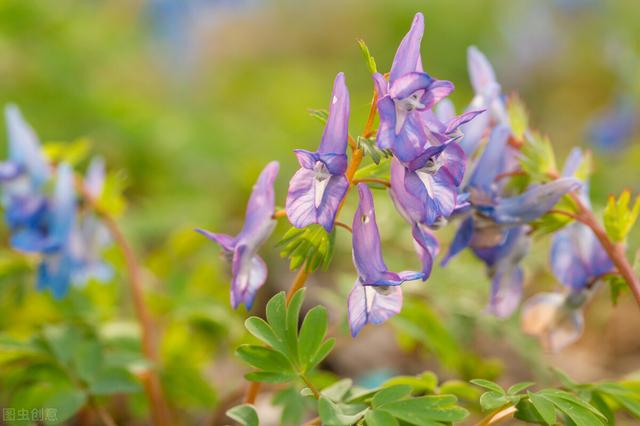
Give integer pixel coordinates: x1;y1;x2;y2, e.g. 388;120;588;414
286;73;350;232
373;13;454;163
197;161;279;309
522;149;613;351
458;47;509;156
68;157;113;284
348;184;424;336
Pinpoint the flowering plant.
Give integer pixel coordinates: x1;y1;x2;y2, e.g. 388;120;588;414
1;9;639;426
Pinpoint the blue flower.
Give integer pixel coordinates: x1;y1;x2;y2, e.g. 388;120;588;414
348;184;424;336
286;73;350;232
197;161;279;309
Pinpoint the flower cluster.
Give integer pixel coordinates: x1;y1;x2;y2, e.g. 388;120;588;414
198;13;612;341
0;106;112;297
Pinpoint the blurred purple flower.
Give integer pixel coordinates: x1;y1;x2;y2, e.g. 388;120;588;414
373;13;454;163
68;157;113;285
459;47;509;156
589;98;637;151
286;73;350;232
348;184;424;336
197;161;279;309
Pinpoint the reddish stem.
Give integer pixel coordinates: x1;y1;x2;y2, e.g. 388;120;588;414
76;180;171;426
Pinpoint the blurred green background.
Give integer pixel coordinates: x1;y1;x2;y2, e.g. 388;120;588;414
0;0;639;424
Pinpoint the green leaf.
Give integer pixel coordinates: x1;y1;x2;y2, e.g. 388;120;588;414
357;38;377;74
371;385;412;408
479;391;509;411
322;379;353;402
365;410;398;426
245;371;296;384
318;396;367;426
273;387;310;426
307;337;335;369
514;399;548;424
353;157;390;181
42;325;82;365
285;288;305;365
245;317;287;355
507;94;529;142
590;392;616;425
520;131;558;182
43;138;92;166
537;389;606;426
470;379;505;394
277;225;336;273
227;404;259;426
73;340;103;384
308;108;328;125
383;372;439;394
44;387;87;424
439;380;481;402
508;382;535;395
266;292;287;339
357;136;392;166
378;395;469;424
88;368;141;395
236;345;293;373
529;392;556;425
603;190;640;242
596;382;640;418
607;275;628;305
298;306;328;370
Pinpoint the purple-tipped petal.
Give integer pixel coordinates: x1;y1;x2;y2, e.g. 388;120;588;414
0;161;22;181
372;73;389;97
468;125;510;194
551;222;612;292
390;13;424;83
293;150;348;175
468;46;498;95
286;169;348;232
195;229;235;253
231;245;267;310
489;178;581;224
348;280;403;337
352;184;423;285
404;169;457;226
239;161;279;242
352;184;389;283
441;216;474;266
439;142;466;186
421;80;455;110
459;105;490;156
445;109;486;135
375;95;397;151
391;111;430;163
319;73;350;155
389;158;424;224
389;72;434;100
412;224;439;279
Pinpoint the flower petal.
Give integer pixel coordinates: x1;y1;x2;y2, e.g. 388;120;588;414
486;266;523;317
468;124;510;195
390;13;424;83
195;229;235;253
352;183;388;282
441;216;474;266
389;72;434;100
467;46;498;96
389;158;424;224
412;224;439;279
231;245;267;310
5;104;49;189
375;95;397;151
445;109;486;135
420;80;455;110
319;73;350;155
348;279;403;337
238;161;278;244
488;178;581;224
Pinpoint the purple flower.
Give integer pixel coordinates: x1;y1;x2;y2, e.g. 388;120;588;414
286;73;350;232
36;163;78;298
373;13;454;163
459;47;509;156
68;157;113;285
402;141;467;226
348;184;424;336
197;161;279;309
473;227;530;317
